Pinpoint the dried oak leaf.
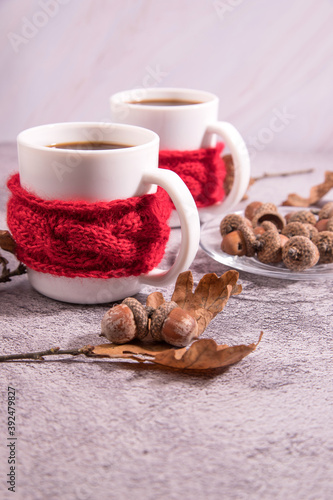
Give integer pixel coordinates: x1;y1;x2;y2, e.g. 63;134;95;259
92;333;263;370
146;291;165;309
282;170;333;207
170;270;242;336
92;341;171;360
0;230;16;254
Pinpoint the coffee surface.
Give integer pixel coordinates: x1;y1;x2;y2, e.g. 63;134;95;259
47;142;132;150
128;99;202;106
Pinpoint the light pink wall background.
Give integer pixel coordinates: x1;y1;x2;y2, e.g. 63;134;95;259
1;0;333;152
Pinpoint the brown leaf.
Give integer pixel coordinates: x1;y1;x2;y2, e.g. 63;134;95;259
191;272;242;335
91;333;263;370
146;291;165;309
282;170;333;207
153;335;262;369
92;341;171;362
0;230;16;254
170;270;194;309
171;270;242;335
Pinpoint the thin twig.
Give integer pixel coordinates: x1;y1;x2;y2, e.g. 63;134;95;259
0;345;95;362
252;168;314;182
0;261;26;283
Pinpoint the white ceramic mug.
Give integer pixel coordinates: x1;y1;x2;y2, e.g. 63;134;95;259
16;122;200;304
110;88;251;223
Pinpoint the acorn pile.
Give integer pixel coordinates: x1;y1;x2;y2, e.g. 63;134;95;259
220;201;333;271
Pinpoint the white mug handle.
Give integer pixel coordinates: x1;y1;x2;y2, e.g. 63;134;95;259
201;121;251;216
138;169;200;287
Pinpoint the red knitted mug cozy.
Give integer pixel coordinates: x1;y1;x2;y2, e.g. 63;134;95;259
6;173;172;279
159;142;226;208
6;144;225;278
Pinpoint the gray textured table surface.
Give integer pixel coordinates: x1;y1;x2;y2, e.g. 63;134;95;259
0;143;333;500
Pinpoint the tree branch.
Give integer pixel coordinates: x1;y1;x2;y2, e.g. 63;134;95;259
0;345;95;362
252;168;314;182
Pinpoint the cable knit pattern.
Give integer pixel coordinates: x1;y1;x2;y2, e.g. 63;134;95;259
6;173;172;279
159;142;226;208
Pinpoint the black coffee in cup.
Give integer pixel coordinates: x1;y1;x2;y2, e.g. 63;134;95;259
48;142;133;150
128;99;202;106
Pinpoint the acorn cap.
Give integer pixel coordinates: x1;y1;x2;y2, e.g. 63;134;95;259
252;205;286;231
253;202;278;214
282;236;319;271
256;229;282;264
314;231;333;264
281;222;311;239
237;223;256;257
220;213;248;236
260;221;279;232
288;210;317;225
303;223;319;241
122;297;149;340
318;202;333;220
150;301;178;341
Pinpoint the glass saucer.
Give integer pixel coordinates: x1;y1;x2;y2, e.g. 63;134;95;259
200;208;333;281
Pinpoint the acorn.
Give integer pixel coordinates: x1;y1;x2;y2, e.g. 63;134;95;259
150;302;198;347
280;234;290;248
101;298;199;347
288;210;317;225
101;304;137;344
316;219;329;232
285;211;296;223
161;308;198;347
221;230;247;256
253;226;265;236
325;219;333;232
221;223;256;257
101;297;149;344
315;217;333;233
282;236;319;271
314;231;333;264
244;201;263;221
